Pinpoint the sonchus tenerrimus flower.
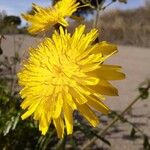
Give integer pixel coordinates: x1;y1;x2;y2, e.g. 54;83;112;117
18;25;125;138
22;0;79;34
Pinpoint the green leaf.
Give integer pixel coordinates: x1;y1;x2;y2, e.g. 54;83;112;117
138;79;150;100
139;87;149;100
55;132;67;150
70;137;77;150
143;136;150;150
130;127;136;138
3;113;20;136
0;47;3;55
12;113;20;130
35;129;56;150
3;120;12;136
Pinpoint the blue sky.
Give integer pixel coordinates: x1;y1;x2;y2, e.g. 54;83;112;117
0;0;145;25
111;0;144;9
0;0;51;16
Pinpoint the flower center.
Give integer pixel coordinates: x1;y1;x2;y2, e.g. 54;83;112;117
51;59;80;86
53;65;62;74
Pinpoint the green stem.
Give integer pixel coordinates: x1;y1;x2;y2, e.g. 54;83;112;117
102;1;115;10
56;131;67;150
93;0;104;28
100;95;141;136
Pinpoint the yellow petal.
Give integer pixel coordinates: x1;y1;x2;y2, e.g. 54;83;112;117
100;64;122;71
53;117;64;138
39;114;50;135
95;69;126;80
87;96;110;114
63;102;73;134
69;88;87;104
88;80;119;96
82;77;99;85
53;93;63;118
21;102;39;120
58;17;69;27
20;98;33;109
93;41;118;55
77;103;99;127
64;93;77;110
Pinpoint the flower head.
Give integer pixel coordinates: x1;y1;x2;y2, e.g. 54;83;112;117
18;25;125;138
22;0;79;34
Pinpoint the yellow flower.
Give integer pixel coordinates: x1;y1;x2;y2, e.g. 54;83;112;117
18;25;125;138
22;0;79;34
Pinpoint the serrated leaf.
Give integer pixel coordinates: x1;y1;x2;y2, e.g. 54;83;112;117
0;47;3;55
138;82;150;100
141;91;149;100
3;121;12;136
12;114;20;130
143;136;150;149
130;128;136;138
35;130;55;150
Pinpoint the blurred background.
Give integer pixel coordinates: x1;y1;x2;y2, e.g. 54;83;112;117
0;0;150;150
0;0;150;47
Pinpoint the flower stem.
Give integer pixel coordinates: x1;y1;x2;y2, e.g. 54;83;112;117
56;131;67;150
93;0;104;28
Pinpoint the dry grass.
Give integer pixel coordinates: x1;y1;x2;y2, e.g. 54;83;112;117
98;5;150;47
69;5;150;47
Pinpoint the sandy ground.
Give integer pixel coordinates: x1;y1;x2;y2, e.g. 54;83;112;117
1;35;150;150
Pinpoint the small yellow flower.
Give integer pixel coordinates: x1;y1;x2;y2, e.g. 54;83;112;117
18;25;125;138
22;0;79;34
